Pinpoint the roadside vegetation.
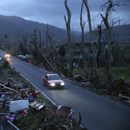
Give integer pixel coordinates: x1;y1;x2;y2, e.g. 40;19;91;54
75;64;130;83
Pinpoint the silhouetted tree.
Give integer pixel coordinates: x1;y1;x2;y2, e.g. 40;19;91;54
58;45;66;57
83;0;99;80
4;35;8;39
100;0;123;81
64;0;73;74
80;1;89;78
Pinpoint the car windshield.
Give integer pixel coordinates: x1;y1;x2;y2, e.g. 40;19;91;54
48;75;60;80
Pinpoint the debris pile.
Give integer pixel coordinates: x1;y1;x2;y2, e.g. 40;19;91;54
0;62;87;130
0;82;87;130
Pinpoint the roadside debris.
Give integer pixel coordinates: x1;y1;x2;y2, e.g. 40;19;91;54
29;100;45;110
80;82;91;87
8;100;29;113
0;83;18;92
0;60;88;130
57;105;73;117
0;75;45;129
79;78;130;106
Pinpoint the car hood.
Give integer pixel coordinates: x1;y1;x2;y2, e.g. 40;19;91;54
48;80;64;84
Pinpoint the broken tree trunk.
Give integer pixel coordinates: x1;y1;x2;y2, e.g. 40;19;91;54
83;0;98;80
0;83;18;92
80;1;89;78
64;0;73;75
100;1;113;81
29;29;57;72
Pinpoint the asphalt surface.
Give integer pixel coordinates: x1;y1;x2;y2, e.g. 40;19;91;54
1;51;130;130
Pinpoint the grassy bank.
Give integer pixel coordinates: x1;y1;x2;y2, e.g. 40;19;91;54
75;64;130;82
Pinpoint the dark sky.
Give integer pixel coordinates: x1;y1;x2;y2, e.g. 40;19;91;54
0;0;130;31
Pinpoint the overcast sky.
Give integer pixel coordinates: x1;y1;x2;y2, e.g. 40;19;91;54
0;0;130;31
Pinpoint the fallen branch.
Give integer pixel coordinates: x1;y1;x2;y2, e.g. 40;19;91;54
4;68;15;75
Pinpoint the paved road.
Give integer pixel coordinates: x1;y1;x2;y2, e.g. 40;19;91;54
1;51;130;130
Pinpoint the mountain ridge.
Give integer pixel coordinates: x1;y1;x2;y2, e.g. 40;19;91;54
0;14;130;44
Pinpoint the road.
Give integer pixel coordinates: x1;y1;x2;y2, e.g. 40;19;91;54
1;51;130;130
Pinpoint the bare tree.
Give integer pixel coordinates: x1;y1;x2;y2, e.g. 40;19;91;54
46;24;54;61
29;29;56;71
83;0;98;80
46;24;48;48
39;31;41;49
64;0;73;74
22;34;27;47
100;0;122;81
80;1;89;78
18;33;29;55
96;25;102;67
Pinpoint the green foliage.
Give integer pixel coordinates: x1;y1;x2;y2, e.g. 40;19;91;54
125;46;130;58
31;49;43;64
74;64;130;83
111;64;130;82
64;42;68;47
58;45;66;57
3;61;9;67
98;67;105;77
37;94;47;102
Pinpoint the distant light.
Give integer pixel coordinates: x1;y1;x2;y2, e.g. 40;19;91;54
5;54;10;58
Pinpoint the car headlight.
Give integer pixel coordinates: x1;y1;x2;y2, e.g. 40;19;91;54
61;82;65;86
5;54;10;57
50;83;55;86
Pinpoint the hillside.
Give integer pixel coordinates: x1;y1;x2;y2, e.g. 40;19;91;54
0;14;130;44
0;15;70;42
83;24;130;44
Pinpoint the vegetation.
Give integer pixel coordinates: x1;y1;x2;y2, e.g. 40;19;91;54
74;64;130;83
111;65;130;82
3;61;9;67
58;45;66;57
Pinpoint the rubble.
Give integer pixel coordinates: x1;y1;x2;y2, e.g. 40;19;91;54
29;101;45;110
8;100;29;113
0;83;18;92
57;105;73;117
0;61;88;130
80;82;91;87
